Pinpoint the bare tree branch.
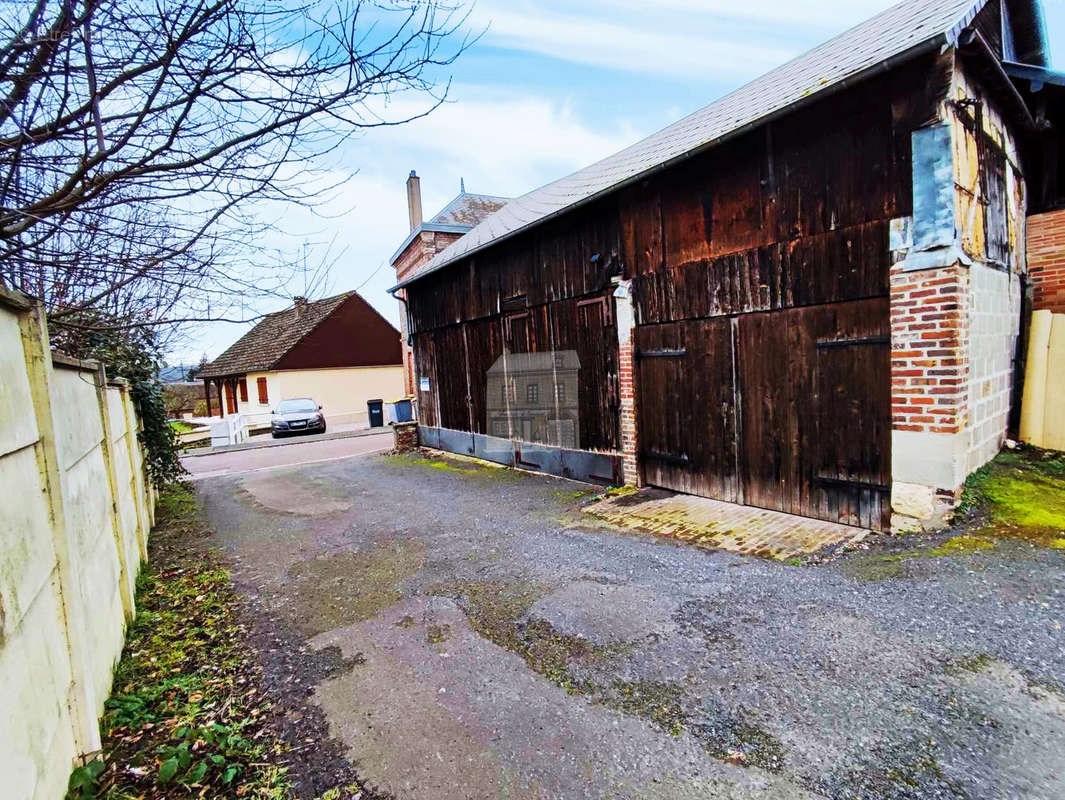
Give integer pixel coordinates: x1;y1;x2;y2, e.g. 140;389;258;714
0;0;474;338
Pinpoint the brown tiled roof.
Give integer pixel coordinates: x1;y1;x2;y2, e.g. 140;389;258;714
394;0;1033;289
200;292;354;378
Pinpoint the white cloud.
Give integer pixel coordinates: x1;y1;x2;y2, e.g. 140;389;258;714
468;0;900;78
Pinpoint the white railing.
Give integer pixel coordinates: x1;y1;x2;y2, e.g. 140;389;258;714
210;413;249;447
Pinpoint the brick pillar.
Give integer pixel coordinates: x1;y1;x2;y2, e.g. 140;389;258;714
890;263;970;437
889;261;972;527
614;280;640;487
1028;208;1065;313
392;420;419;452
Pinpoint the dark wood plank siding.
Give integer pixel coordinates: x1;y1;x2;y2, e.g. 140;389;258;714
413;293;619;452
971;0;1004;58
408;200;623;333
737;298;891;530
404;53;947;529
625;56;949;326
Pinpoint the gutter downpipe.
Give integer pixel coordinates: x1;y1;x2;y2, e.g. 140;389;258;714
388;287;414;347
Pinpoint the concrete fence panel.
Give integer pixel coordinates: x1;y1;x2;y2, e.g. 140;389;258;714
0;289;155;800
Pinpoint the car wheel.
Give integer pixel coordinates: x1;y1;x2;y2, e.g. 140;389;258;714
271;432;280;439
321;424;327;434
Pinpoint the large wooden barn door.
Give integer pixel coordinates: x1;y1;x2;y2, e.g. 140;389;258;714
636;297;890;530
737;298;890;529
635;319;739;502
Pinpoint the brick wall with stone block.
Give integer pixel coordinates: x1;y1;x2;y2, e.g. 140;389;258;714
392;421;420;452
890;263;970;435
1028;209;1065;314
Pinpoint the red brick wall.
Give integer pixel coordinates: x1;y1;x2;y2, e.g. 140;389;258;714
890;263;970;435
394;230;465;397
1028;209;1065;313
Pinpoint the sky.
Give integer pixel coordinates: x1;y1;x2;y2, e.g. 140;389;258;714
171;0;1065;366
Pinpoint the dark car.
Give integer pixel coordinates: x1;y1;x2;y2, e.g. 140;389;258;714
271;397;327;438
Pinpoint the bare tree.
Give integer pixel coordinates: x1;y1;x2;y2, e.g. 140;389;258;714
0;0;472;333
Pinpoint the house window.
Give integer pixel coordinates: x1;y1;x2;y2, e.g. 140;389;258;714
554;383;565;404
526;383;539;404
238;378;248;403
256;377;268;404
501;381;516;403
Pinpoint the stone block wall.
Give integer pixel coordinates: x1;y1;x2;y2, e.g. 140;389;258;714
966;262;1021;474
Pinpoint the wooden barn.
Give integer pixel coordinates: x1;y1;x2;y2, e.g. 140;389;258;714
391;0;1065;532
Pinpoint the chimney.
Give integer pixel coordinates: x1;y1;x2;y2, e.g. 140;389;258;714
293;296;307;316
406;170;423;232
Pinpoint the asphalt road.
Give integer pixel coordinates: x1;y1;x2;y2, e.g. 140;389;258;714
181;431;393;480
195;450;1065;800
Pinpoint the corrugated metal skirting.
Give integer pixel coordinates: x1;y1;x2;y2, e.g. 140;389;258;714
418;425;621;485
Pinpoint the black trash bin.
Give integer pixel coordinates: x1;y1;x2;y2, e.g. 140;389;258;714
367;399;384;428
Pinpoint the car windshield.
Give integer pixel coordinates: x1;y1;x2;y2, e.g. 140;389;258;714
277;399;317;413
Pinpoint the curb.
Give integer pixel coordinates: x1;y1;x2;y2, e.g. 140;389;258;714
181;426;392;457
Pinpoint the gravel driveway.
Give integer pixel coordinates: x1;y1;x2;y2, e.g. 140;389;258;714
196;451;1065;800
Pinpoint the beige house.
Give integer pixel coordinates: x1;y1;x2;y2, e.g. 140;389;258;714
200;292;404;428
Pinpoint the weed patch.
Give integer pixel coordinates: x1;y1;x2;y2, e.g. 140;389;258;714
66;485;365;800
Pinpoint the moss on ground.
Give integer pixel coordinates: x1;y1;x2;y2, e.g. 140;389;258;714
959;447;1065;546
926;536;995;557
425;623;451;645
945;653;996;676
844;450;1065;580
425;580;609;692
430;581;784;771
841;535;996;582
409;456;479;474
289;541;426;636
604;680;689;736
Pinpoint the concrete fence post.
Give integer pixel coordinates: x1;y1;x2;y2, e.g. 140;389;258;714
93;365;135;622
16;301;102;760
119;381;150;562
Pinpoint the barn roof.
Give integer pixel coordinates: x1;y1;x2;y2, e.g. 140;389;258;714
200;292;361;378
393;0;1048;290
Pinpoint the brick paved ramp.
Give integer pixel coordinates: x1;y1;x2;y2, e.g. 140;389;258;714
584;489;868;559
